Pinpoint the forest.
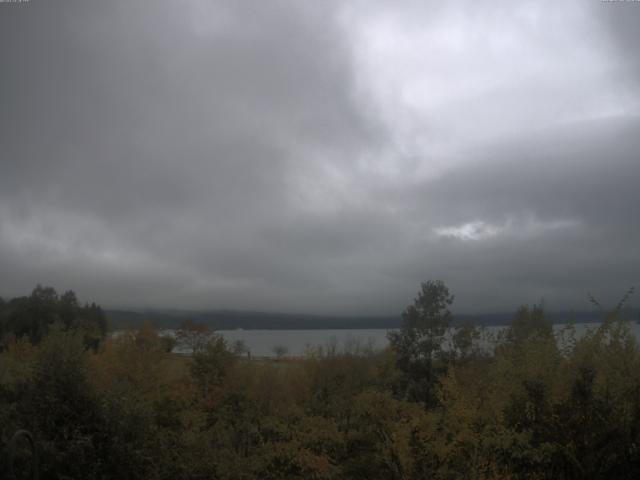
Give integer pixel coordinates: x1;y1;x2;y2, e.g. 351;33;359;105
1;282;640;479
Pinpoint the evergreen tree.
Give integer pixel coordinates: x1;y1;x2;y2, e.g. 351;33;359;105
388;280;454;407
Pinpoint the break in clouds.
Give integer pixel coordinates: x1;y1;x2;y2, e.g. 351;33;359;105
1;0;639;314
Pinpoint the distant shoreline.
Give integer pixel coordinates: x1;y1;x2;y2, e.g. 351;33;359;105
106;308;623;331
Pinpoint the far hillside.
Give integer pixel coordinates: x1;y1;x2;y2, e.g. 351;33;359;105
105;308;617;331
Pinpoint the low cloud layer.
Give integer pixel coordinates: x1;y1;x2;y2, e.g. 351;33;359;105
1;0;639;314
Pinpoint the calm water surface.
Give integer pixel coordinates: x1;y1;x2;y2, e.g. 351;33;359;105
159;321;640;357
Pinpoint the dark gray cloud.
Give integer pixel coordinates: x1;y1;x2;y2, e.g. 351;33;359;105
1;0;638;314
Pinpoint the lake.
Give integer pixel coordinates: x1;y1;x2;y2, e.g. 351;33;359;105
162;321;640;357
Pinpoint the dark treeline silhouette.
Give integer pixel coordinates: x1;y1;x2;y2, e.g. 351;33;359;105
1;281;639;479
0;285;107;348
105;307;610;331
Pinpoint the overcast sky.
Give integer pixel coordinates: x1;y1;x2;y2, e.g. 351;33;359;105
1;0;639;315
